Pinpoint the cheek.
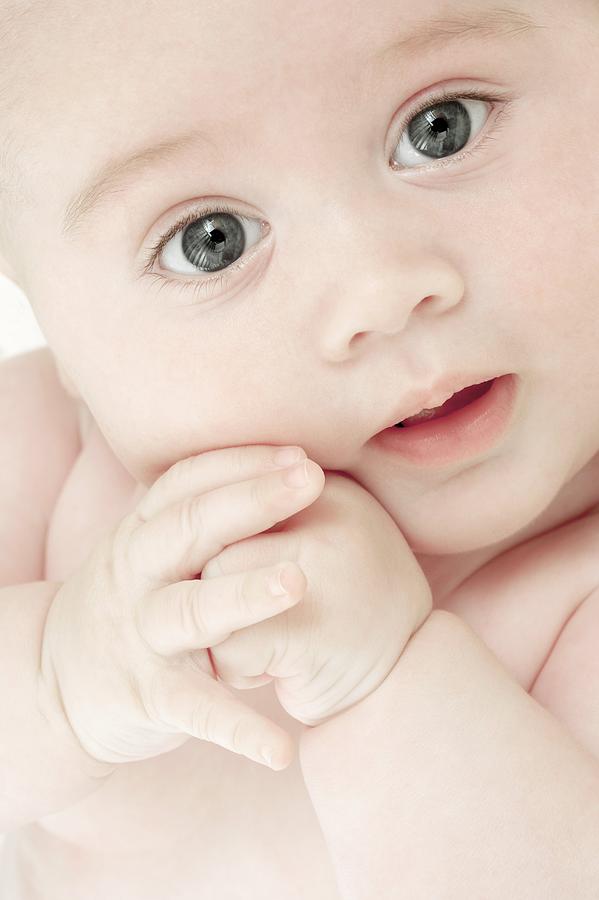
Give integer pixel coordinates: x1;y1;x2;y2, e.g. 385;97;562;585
84;356;293;487
474;166;598;365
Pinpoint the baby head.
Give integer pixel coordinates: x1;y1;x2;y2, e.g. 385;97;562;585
1;0;599;555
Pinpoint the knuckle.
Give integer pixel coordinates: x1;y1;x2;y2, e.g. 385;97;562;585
232;444;270;478
140;663;171;727
110;512;155;592
201;556;222;579
169;454;199;491
133;597;164;659
231;445;249;478
179;494;205;544
192;695;217;742
236;571;255;618
132;594;148;643
248;473;263;508
230;717;246;755
109;519;136;579
143;456;198;515
142;461;181;514
186;583;210;638
114;510;138;546
90;534;129;610
251;470;275;512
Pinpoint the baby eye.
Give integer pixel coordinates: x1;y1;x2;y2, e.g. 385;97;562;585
390;88;511;171
143;202;269;300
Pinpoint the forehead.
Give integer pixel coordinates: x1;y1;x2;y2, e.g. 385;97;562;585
0;2;42;201
0;0;558;244
1;0;548;124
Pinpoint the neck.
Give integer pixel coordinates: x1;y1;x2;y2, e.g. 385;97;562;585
417;450;599;607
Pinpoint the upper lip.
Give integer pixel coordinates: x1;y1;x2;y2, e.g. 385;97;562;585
376;371;504;432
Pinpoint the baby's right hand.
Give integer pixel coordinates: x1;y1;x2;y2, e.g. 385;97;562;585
36;445;323;771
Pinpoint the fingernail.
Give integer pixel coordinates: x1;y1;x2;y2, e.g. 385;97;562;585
282;460;310;488
261;746;274;767
269;565;291;596
273;446;305;467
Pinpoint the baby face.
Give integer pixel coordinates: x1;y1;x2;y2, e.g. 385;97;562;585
1;0;599;554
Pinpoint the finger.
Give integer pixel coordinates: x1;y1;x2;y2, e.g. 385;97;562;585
136;562;305;655
221;673;275;690
145;663;295;770
210;614;284;686
124;460;324;586
135;444;307;521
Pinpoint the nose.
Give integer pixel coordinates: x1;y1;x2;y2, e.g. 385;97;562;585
318;250;465;363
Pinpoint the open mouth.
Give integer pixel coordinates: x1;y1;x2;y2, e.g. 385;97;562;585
372;374;518;467
395;379;496;428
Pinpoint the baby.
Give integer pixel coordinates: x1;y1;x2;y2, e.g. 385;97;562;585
1;0;599;896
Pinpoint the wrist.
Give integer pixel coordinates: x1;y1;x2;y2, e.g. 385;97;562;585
36;636;117;782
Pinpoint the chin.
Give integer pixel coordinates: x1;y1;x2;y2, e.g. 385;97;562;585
400;513;519;557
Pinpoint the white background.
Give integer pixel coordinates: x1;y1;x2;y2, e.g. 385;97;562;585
0;276;46;850
0;273;47;361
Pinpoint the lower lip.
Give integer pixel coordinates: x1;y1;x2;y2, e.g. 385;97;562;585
371;374;519;467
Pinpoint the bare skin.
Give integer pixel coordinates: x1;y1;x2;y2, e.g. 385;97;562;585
1;0;599;895
2;0;599;555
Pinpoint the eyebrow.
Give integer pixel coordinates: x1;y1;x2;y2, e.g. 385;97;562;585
373;6;542;64
62;5;542;240
62;128;219;240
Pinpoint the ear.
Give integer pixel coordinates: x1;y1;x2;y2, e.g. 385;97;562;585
55;360;81;400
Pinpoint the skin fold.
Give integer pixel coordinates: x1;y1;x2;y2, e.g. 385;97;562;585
0;0;599;563
1;1;599;896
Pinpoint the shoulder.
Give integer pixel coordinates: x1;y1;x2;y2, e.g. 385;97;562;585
2;345;87;446
0;345;83;440
442;510;599;691
528;514;599;764
442;510;599;764
0;347;83;585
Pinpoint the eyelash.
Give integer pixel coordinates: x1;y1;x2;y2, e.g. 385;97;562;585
142;202;262;302
143;87;513;301
391;86;513;172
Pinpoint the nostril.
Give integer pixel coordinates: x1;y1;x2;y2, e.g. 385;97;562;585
419;295;440;309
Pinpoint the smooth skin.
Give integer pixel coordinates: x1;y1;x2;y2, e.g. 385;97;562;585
1;0;599;894
204;462;433;727
37;445;325;772
1;0;599;566
1;0;598;797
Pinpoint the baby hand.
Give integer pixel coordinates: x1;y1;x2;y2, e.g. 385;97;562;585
37;445;324;772
204;467;433;726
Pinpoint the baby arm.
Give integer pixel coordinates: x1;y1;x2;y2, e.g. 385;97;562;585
0;581;116;834
298;607;599;900
199;462;599;897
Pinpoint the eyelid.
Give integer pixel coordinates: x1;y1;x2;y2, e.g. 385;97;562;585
389;84;518;174
140;201;270;278
141;85;517;302
139;204;272;304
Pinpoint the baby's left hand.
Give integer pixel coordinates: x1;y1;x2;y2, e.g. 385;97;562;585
201;467;432;726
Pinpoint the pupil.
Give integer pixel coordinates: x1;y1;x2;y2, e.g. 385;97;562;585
431;116;448;134
207;225;226;250
182;211;245;273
